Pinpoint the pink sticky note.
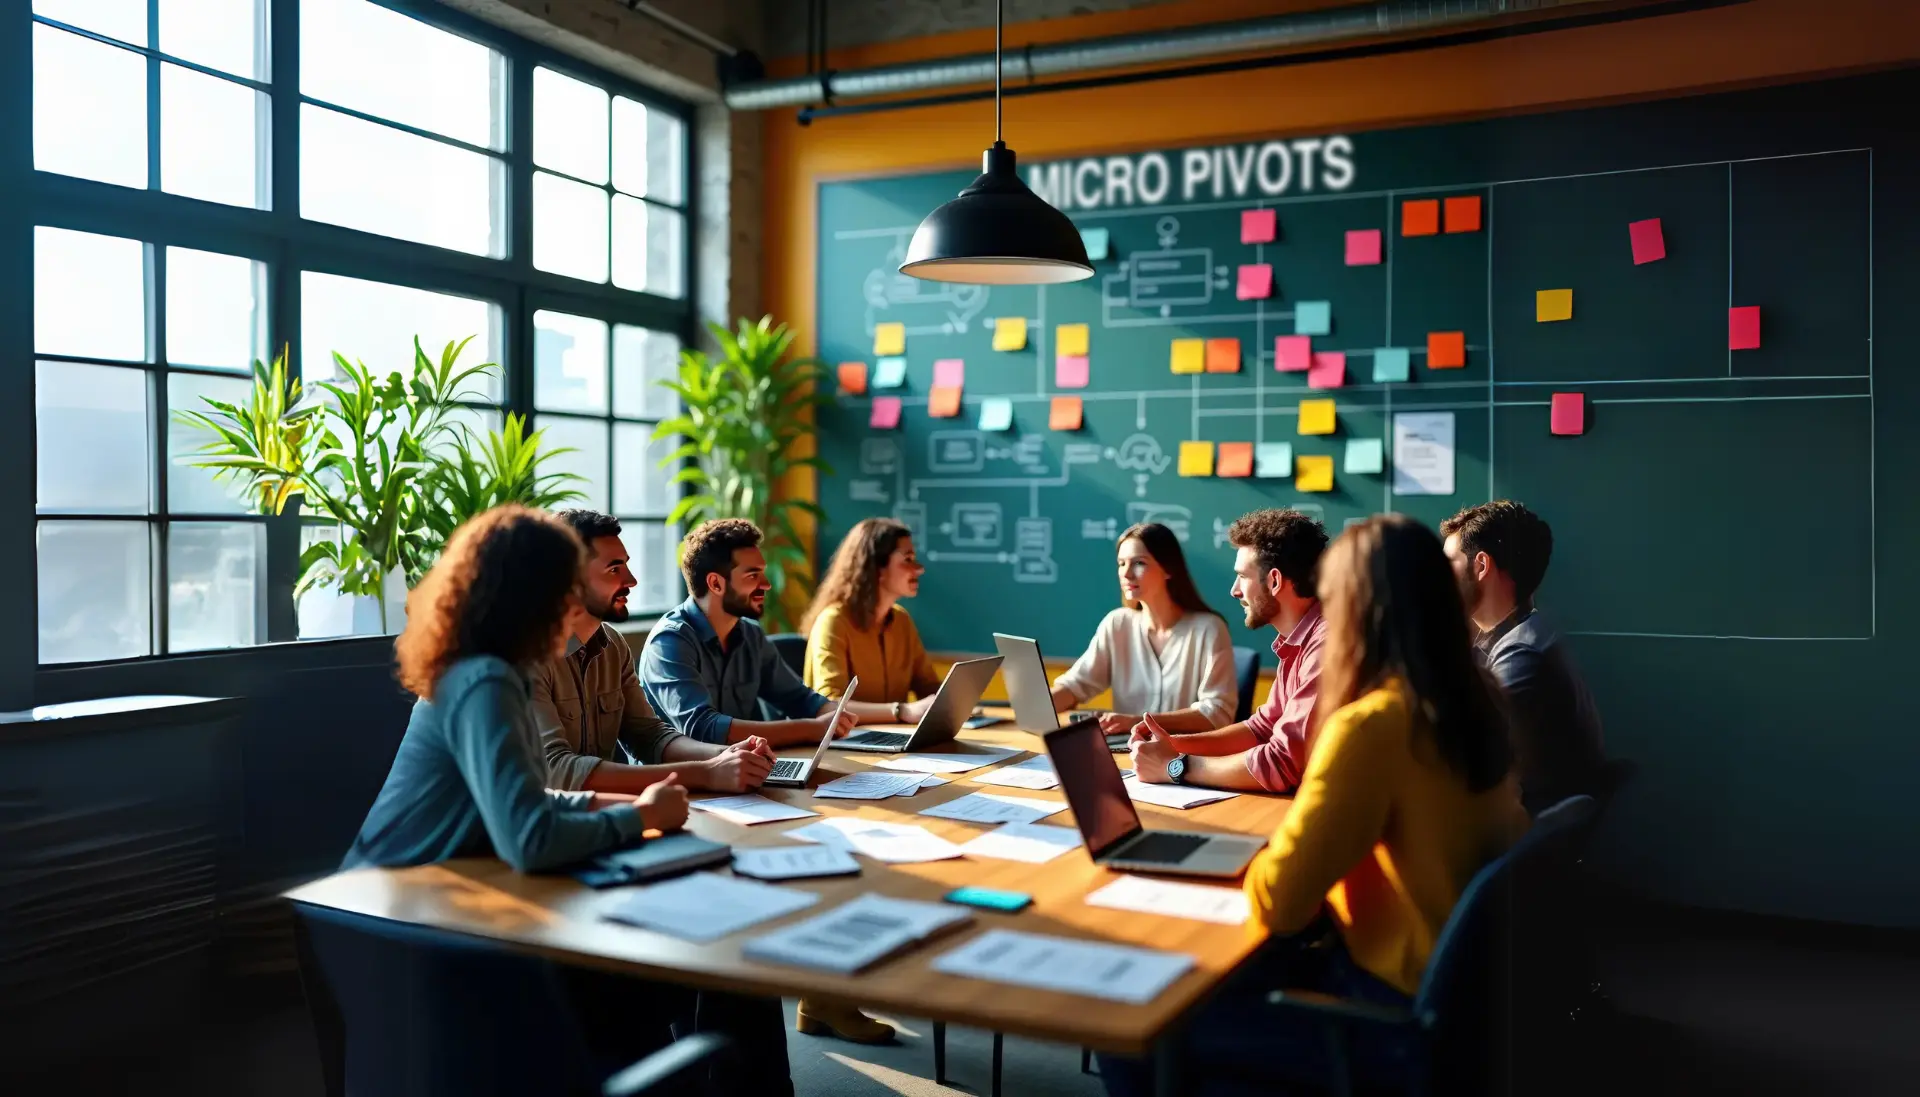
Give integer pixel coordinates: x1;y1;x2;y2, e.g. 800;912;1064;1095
1241;209;1276;244
1550;393;1585;436
1055;354;1089;389
1729;306;1761;350
1236;264;1273;301
1308;351;1347;390
869;397;902;429
1274;335;1312;373
1629;218;1666;265
1345;229;1382;266
933;358;965;388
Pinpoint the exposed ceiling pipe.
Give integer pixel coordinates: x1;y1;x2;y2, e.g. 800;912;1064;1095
622;1;739;57
725;0;1696;113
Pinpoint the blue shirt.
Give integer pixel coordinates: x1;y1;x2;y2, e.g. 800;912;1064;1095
1476;607;1605;815
342;655;647;873
639;597;827;744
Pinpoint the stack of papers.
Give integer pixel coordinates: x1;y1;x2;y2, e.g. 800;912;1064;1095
787;818;965;863
814;771;929;799
745;894;973;974
731;845;862;880
688;794;820;825
870;746;1023;774
932;929;1195;1004
918;792;1069;826
1122;776;1239;809
602;873;818;942
974;756;1059;790
1085;875;1251;925
959;821;1082;864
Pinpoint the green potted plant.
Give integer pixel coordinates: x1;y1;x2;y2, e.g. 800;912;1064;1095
651;316;834;633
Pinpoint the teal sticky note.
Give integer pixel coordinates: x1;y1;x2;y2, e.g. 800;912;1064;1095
1081;227;1110;261
979;397;1014;432
1372;347;1410;383
1295;301;1332;336
873;356;907;388
1344;437;1385;475
1255;442;1293;479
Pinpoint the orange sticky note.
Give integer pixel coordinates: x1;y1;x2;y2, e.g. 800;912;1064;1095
1049;396;1083;431
837;361;867;395
928;386;962;418
1444;195;1482;233
1402;199;1440;237
1550;392;1586;436
1206;338;1241;373
1217;442;1254;478
1427;331;1465;369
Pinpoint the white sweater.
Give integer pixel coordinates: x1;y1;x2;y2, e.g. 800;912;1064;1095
1053;607;1238;728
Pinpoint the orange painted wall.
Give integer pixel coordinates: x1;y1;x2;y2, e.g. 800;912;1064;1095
763;0;1919;566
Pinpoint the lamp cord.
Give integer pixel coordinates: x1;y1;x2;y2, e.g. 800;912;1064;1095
994;0;1003;144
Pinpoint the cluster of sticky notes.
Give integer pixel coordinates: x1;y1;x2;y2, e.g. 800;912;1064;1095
992;316;1027;351
1241;208;1277;244
1237;263;1273;300
1401;194;1482;237
873;321;905;356
1345;228;1382;266
928;358;964;419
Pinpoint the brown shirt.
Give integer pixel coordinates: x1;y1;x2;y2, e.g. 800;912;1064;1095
529;623;684;790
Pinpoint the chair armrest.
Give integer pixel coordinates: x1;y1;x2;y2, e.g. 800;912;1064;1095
1265;988;1415;1027
603;1034;733;1096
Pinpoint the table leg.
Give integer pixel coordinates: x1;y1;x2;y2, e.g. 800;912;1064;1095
1152;1025;1182;1097
292;914;345;1097
992;1032;1003;1097
933;1021;947;1084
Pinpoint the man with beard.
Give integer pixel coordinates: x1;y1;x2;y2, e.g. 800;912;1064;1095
1131;508;1330;793
643;518;896;747
531;510;777;795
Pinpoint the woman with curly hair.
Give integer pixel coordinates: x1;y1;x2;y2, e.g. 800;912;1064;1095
801;517;941;720
344;504;687;873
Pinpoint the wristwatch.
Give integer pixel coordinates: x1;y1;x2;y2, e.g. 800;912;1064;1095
891;700;905;722
1165;754;1190;785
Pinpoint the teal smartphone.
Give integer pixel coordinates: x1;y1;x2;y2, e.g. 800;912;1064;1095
944;886;1033;913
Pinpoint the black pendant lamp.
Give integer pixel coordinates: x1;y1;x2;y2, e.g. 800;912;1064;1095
899;0;1093;285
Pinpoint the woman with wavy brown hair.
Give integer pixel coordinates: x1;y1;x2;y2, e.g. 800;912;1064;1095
344;504;688;873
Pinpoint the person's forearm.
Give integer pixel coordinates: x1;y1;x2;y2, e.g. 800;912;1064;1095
579;760;707;795
1186;752;1270;791
658;736;723;763
1167;722;1259;755
723;717;820;748
1148;708;1220;734
1050;686;1079;712
845;700;899;724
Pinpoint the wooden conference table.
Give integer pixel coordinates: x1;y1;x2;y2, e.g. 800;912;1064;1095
286;708;1294;1081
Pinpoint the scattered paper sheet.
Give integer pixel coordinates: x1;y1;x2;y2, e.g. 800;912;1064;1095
1121;776;1240;809
975;767;1060;791
869;746;1022;774
1308;351;1346;390
1236;264;1273;300
933;358;966;388
1055;354;1089;389
928;386;962;418
1427;330;1466;369
992;316;1027;351
1444;195;1482;234
959;821;1082;864
787;818;966;863
1401;198;1439;237
869;397;902;430
873;322;905;356
1294;300;1332;336
872;356;907;388
1729;306;1761;350
814;771;930;799
933;929;1195;1005
1049;396;1083;431
1372;347;1411;383
689;794;821;826
1345;228;1382;266
1241;208;1277;244
979;397;1014;432
1392;411;1455;496
603;873;818;943
1536;288;1573;323
1297;399;1336;436
1085;876;1251;926
747;894;972;974
1255;441;1293;479
1294;454;1334;494
1057;323;1089;357
1629;217;1665;265
1550;392;1586;436
731;844;862;881
1080;227;1110;261
918;775;950;790
1206;337;1241;374
1216;442;1254;479
837;362;867;395
1177;441;1214;477
1344;437;1385;475
918;792;1069;826
1170;338;1205;375
1274;334;1312;373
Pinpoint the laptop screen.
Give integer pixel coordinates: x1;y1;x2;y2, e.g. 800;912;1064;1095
1045;717;1141;858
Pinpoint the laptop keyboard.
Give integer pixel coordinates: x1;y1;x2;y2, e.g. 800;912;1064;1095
841;730;910;748
770;758;803;779
1119;831;1210;864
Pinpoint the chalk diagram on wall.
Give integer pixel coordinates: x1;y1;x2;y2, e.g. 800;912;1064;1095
853;227;991;338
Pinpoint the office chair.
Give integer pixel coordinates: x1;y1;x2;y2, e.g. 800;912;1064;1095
1231;645;1262;722
767;632;809;677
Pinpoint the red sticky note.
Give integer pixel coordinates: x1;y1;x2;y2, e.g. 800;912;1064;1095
933;358;965;388
1241;208;1276;244
1427;331;1466;369
1444;195;1482;234
1345;229;1382;266
837;361;867;395
928;386;962;418
1049;396;1083;431
1236;264;1273;300
869;396;901;429
1308;351;1347;390
1402;199;1440;237
1729;306;1761;350
1629;218;1666;265
1550;392;1585;436
1217;442;1254;478
1055;354;1089;389
1274;334;1312;373
1206;338;1241;374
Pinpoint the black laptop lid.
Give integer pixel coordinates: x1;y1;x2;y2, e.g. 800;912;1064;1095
1044;716;1142;859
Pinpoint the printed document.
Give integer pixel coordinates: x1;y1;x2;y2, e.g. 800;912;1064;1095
932;929;1194;1004
870;746;1023;774
730;845;861;880
602;873;817;943
1122;776;1239;809
688;795;819;825
918;792;1069;826
787;818;965;863
958;821;1082;864
1085;875;1250;925
745;894;972;973
813;771;928;799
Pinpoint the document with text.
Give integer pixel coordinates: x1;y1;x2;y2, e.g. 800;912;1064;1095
932;929;1195;1004
602;873;818;943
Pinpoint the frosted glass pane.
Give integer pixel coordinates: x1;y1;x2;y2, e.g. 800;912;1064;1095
35;227;147;362
35;361;151;515
626;520;683;614
160;0;265;80
168;372;254;514
300;0;501;147
533;67;608;184
613;422;675;518
612;196;684;298
612;97;684;205
162;64;267;209
166;247;266;370
301;105;501;257
536;416;609;512
33;25;147;189
613;325;680;420
34;0;148;45
38;521;152;664
533;172;608;283
297;525;354;639
168;521;262;652
300;271;499;400
533;311;608;414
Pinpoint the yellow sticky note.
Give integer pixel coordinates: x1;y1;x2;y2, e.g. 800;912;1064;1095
1170;338;1206;375
1536;289;1573;323
1178;441;1215;477
1298;399;1337;436
873;321;906;356
1057;323;1090;357
1296;454;1334;492
993;316;1027;351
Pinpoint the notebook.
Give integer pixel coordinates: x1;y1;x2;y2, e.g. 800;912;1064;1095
571;833;734;888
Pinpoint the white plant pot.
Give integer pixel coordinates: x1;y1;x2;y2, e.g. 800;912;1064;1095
348;568;410;636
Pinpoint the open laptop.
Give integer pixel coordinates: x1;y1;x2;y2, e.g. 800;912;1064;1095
833;656;1003;753
1045;715;1264;878
764;677;855;787
993;633;1124;750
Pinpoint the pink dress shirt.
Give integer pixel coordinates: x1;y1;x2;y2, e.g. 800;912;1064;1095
1241;602;1327;792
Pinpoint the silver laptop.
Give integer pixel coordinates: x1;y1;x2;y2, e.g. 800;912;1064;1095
1046;715;1264;878
994;633;1121;748
764;677;855;787
834;657;1003;753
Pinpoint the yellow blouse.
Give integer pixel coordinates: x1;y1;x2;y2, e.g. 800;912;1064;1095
803;603;943;704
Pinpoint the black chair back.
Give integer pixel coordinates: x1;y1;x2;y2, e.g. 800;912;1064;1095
1232;645;1262;722
767;633;809;677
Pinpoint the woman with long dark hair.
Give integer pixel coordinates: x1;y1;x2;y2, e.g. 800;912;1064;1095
1099;515;1528;1097
1052;522;1238;735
